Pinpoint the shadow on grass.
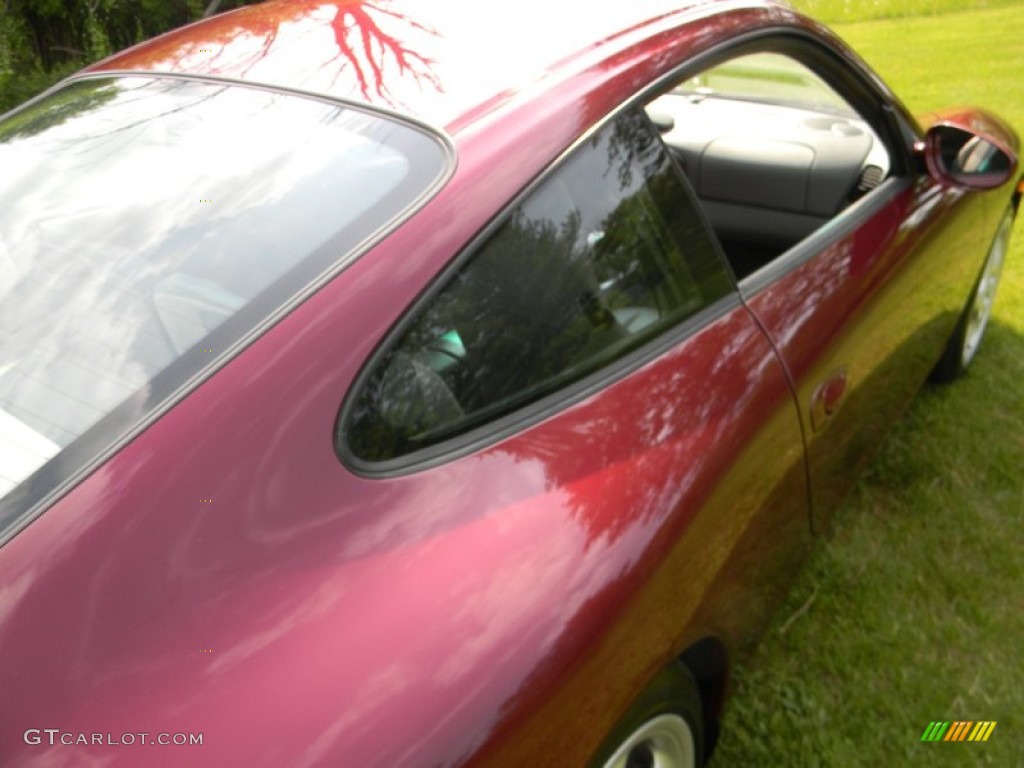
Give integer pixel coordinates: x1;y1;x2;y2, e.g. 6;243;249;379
709;316;1024;766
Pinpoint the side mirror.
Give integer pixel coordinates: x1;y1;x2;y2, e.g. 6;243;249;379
923;123;1017;190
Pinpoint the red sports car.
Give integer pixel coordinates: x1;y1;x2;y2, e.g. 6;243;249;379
0;1;1019;766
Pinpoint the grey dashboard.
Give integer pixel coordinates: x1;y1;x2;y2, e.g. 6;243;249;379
646;92;890;275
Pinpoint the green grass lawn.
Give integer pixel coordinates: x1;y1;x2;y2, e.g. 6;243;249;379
710;3;1024;765
793;0;1023;23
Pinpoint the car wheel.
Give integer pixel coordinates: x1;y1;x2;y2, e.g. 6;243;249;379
932;206;1014;382
593;661;704;768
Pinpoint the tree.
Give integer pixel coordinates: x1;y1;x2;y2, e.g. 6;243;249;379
0;0;261;113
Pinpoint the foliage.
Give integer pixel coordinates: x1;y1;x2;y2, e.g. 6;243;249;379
0;0;260;113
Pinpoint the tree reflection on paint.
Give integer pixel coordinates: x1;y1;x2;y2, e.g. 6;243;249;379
324;3;441;102
92;1;443;110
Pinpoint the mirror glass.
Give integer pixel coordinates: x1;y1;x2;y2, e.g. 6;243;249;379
928;125;1013;188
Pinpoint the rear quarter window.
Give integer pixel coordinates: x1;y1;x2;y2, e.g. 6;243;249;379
343;108;733;464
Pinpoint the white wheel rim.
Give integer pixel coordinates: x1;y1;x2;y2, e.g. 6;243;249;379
961;215;1011;368
600;714;696;768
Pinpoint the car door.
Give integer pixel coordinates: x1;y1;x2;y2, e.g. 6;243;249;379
650;40;991;530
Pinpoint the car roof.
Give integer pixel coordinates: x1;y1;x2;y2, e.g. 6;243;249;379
83;0;784;133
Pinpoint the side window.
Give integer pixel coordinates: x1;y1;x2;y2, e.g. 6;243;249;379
645;52;893;280
345;109;732;462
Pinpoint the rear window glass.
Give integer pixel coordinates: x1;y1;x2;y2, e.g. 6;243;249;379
0;75;449;527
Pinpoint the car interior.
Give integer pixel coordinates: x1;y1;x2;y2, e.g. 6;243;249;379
645;52;891;280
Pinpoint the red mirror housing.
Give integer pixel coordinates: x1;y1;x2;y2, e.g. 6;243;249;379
921;108;1019;190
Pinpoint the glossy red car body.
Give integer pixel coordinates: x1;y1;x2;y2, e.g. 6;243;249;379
0;1;1019;766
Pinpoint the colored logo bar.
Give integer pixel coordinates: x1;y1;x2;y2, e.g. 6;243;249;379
921;721;996;742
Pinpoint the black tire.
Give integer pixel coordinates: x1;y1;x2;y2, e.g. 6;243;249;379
590;661;705;768
931;206;1014;383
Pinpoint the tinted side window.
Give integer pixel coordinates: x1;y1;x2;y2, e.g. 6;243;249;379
345;109;732;462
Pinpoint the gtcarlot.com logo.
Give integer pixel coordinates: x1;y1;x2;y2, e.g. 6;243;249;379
24;729;203;747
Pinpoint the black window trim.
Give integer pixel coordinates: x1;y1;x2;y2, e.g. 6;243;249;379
337;103;741;476
338;290;741;477
737;175;914;297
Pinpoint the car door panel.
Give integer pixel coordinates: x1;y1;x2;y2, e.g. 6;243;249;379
741;177;990;529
